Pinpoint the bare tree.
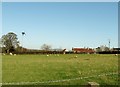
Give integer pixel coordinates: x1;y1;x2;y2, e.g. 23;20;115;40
41;44;51;51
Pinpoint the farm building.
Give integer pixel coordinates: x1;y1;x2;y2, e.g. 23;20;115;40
72;48;95;54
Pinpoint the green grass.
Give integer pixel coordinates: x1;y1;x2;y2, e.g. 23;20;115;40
2;54;118;86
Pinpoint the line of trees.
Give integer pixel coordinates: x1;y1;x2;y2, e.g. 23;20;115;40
0;32;119;54
0;32;65;54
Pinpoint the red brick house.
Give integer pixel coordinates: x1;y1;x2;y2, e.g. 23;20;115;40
72;48;95;54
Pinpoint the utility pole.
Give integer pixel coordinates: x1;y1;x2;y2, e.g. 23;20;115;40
22;31;25;52
108;39;110;50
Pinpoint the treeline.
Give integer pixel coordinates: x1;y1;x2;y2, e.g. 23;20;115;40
14;50;66;54
1;47;119;54
14;51;74;54
1;46;120;54
98;51;120;54
0;32;119;55
0;46;66;54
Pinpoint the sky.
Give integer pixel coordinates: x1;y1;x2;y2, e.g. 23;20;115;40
2;2;118;50
1;0;120;2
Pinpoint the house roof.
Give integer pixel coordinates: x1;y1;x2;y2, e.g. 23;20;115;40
72;48;95;53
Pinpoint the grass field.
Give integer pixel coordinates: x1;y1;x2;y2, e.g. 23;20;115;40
2;54;118;86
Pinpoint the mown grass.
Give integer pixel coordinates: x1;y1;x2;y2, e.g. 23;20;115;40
2;54;118;86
